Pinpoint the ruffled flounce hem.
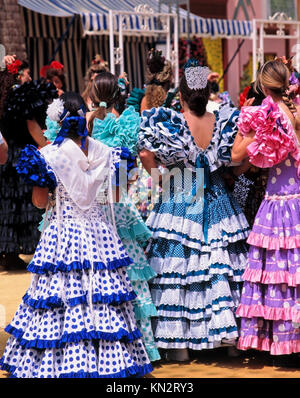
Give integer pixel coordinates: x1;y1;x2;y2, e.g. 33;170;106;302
0;358;153;378
155;326;239;351
4;324;143;349
27;256;133;274
133;302;158;321
242;268;300;287
149;227;250;251
247;232;300;250
22;290;137;309
127;264;157;282
147;211;250;250
237;336;300;355
118;222;152;242
144;346;161;362
236;304;300;323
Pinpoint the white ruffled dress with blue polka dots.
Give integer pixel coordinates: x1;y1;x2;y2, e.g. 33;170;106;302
0;139;153;378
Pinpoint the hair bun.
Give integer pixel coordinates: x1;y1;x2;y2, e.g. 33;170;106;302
147;49;165;74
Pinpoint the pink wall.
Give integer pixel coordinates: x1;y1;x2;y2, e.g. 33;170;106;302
225;0;290;104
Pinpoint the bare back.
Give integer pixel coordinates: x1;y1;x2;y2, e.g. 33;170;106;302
183;111;216;150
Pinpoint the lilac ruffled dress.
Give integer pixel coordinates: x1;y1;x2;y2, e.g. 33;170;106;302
236;96;300;355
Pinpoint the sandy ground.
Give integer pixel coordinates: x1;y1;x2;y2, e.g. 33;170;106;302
1;270;300;379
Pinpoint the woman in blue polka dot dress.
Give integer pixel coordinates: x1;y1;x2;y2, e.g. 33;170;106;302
0;92;153;378
138;60;250;362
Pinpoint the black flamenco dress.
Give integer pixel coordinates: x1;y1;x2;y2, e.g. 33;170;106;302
0;80;57;264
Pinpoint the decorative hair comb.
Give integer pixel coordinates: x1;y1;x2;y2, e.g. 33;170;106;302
184;59;210;90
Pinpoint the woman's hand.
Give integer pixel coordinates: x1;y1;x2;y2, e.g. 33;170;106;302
4;54;16;66
231;130;255;163
243;97;255;107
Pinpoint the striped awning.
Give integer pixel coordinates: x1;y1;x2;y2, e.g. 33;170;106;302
18;0;253;38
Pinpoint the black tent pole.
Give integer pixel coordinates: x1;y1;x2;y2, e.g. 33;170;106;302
218;39;245;84
50;14;77;62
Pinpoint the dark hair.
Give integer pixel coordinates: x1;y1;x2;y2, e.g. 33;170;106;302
87;71;121;132
179;73;211;117
0;60;31;118
59;91;87;140
46;68;66;91
246;82;265;106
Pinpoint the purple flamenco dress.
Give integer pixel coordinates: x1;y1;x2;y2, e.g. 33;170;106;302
236;96;300;355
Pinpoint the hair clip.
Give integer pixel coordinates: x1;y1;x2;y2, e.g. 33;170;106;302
99;101;107;108
184;59;210;91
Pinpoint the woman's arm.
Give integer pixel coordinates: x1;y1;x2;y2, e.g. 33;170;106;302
27;120;48;148
0;133;8;165
139;149;160;181
231;130;255;163
32;187;49;209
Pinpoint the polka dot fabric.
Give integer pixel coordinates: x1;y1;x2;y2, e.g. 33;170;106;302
138;103;250;351
0;180;153;378
102;200;161;362
237;153;300;354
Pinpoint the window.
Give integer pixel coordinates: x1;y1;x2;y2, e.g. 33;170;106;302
267;0;297;19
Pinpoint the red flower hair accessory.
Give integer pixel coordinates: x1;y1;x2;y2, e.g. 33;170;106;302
7;59;22;75
40;61;64;78
50;61;64;70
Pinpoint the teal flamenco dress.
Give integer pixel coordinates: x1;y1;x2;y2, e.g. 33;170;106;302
138;104;251;353
91;106;161;362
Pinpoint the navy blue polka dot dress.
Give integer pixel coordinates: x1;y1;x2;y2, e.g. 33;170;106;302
0;140;153;378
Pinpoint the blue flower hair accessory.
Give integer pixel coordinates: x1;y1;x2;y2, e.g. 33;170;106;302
184;58;210;91
54;116;88;149
53;104;88;149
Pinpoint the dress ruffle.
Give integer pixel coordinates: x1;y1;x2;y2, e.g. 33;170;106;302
4;80;58;127
247;195;300;249
92;106;140;156
138;102;240;172
16;144;57;191
237;96;300;174
44;117;60;142
138;107;198;167
127;88;145;113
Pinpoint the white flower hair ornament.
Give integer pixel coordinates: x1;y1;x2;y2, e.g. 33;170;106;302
46;98;65;122
184;59;210;90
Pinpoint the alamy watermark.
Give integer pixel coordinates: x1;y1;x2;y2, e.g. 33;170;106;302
115;162;205;216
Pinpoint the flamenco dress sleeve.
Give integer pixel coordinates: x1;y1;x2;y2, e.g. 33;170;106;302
237;96;300;170
4;80;58;128
92;106;140;156
205;101;241;172
44;117;60;143
16;144;57;192
127;88;145;113
138;106;198;167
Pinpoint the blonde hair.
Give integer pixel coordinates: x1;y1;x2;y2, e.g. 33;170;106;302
256;59;297;114
144;59;173;109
